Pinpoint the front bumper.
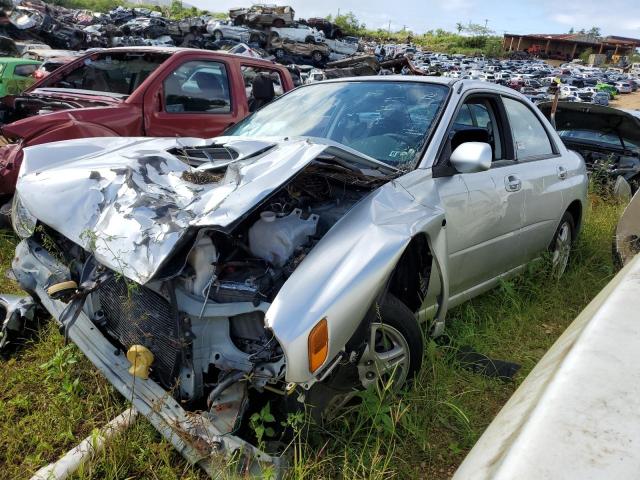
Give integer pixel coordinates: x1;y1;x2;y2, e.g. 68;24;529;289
12;238;285;477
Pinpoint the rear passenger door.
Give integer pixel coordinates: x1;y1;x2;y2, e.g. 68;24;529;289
501;95;564;261
145;58;237;138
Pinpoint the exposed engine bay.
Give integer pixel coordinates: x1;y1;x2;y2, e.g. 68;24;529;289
28;144;385;441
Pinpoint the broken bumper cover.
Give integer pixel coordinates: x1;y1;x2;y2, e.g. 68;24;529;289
12;238;285;477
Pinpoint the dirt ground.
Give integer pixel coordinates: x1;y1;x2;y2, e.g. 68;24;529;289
610;91;640;110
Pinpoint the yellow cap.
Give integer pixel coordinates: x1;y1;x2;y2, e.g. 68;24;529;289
126;345;154;380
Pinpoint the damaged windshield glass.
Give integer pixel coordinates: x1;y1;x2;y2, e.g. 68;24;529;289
227;81;449;167
39;51;170;96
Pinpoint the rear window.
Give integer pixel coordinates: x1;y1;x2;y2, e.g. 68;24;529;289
42;51;170;96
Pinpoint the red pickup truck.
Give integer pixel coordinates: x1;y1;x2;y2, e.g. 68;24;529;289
0;47;294;200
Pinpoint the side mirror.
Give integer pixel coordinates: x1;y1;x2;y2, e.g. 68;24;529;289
450;142;492;174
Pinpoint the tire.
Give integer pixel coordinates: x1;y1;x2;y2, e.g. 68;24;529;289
270;31;279;40
304;35;316;44
213;30;223;41
274;48;285;59
358;293;423;390
311;51;323;63
549;211;575;278
249;33;260;44
272;19;285;28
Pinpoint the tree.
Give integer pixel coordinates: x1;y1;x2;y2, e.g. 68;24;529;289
579;48;593;63
456;22;464;34
588;26;601;38
464;22;493;37
331;11;365;36
568;27;575;34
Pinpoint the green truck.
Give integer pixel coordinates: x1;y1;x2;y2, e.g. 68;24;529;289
0;58;41;97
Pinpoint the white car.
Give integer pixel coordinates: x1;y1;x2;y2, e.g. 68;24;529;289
616;82;633;93
271;25;324;44
559;85;580;99
324;38;358;56
206;20;264;44
305;68;326;84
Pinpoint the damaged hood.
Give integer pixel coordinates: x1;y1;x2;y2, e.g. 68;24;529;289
538;101;640;146
17;135;391;284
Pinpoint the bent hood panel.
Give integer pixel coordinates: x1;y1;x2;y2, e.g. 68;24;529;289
17;136;333;284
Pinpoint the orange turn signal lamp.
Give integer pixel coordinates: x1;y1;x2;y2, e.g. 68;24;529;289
308;318;328;374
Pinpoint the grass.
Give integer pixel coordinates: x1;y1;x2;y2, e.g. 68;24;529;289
0;195;623;480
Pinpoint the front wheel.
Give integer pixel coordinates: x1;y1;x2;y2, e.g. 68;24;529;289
311;51;324;63
357;294;423;390
550;211;575;278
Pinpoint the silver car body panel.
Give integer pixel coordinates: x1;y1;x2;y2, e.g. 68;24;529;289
454;253;640;480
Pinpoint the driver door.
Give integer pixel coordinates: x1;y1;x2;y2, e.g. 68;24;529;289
144;58;239;138
435;95;526;299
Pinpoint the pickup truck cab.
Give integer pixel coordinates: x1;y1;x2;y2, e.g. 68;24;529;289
0;47;294;199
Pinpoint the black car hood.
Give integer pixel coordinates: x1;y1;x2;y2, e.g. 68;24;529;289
539;102;640;146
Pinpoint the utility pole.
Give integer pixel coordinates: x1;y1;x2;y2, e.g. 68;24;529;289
388;20;391;35
484;19;489;30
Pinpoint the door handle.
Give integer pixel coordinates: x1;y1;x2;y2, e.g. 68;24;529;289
557;166;568;180
505;175;522;192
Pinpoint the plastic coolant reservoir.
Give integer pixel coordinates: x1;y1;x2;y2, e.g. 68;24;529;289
249;209;319;267
187;236;218;296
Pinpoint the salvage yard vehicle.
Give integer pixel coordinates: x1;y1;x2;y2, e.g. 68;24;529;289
271;38;329;63
230;4;295;28
0;57;40;97
0;47;294;203
270;24;325;44
206;20;266;45
4;77;587;476
539;102;640;193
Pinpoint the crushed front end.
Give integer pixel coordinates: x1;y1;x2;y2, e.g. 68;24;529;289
8;136;395;476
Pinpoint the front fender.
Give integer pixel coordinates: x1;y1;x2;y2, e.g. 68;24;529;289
266;175;447;385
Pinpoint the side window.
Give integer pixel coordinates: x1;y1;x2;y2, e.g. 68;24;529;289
241;65;284;112
14;64;38;77
454;104;473;126
452;98;503;161
470;103;491;128
164;61;231;114
503;97;553;159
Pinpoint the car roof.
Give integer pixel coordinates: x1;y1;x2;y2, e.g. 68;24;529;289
0;57;41;64
319;76;523;95
77;47;283;67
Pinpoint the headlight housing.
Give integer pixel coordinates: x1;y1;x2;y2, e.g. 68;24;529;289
11;193;37;239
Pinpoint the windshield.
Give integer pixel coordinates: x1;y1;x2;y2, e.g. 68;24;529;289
39;51;170;96
227;81;449;167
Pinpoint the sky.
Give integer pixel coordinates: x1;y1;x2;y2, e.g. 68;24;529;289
189;0;640;38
